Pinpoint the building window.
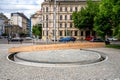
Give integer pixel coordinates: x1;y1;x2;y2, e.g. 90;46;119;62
75;7;78;12
60;15;62;20
46;7;48;12
60;23;62;28
81;31;83;36
65;7;67;12
70;15;72;20
46;15;48;20
43;7;45;12
65;30;66;36
43;15;44;21
70;23;72;28
65;15;67;20
52;30;54;36
46;30;48;36
70;7;72;12
65;23;67;28
75;31;78;36
60;7;62;12
71;31;73;36
60;31;62;36
46;22;48;28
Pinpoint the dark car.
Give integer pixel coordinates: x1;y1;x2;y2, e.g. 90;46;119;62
90;38;104;42
8;37;23;43
59;37;76;42
70;37;76;41
11;38;23;42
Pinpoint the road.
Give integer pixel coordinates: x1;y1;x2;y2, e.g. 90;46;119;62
1;38;120;45
0;44;120;80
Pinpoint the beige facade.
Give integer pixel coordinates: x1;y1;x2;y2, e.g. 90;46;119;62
10;13;29;35
31;10;42;27
42;0;94;41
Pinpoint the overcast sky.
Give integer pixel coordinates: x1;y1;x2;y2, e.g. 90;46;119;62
0;0;44;19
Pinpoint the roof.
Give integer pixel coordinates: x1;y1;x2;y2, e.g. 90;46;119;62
11;12;29;20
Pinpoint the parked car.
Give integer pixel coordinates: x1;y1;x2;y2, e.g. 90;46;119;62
107;37;118;41
25;37;33;40
59;37;76;42
85;36;93;41
90;38;104;42
10;37;23;42
70;37;76;41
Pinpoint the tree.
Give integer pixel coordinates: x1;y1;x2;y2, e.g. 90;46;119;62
112;0;120;38
72;0;99;30
94;0;113;39
94;0;120;39
32;24;42;38
0;13;8;20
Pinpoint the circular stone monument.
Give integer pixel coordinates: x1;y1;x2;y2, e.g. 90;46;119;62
8;49;106;67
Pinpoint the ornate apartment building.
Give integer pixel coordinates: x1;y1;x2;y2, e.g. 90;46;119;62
42;0;97;41
31;10;42;27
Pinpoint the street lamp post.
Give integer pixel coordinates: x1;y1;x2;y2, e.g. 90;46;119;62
66;22;67;37
53;0;56;43
46;22;48;44
66;12;68;37
8;23;12;38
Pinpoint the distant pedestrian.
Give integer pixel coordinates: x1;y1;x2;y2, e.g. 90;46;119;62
7;38;11;44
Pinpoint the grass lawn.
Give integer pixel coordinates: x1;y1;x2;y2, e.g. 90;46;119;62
106;44;120;49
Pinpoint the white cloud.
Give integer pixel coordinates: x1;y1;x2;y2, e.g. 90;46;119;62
0;0;44;19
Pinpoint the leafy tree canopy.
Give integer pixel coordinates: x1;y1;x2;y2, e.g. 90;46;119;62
94;0;120;39
32;24;42;37
72;0;99;30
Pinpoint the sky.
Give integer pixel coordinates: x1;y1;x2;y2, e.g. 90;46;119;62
0;0;44;19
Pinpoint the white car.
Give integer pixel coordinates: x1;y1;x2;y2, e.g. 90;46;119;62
25;37;33;40
107;37;118;41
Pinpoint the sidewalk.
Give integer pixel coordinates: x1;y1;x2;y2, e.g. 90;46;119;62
0;44;120;80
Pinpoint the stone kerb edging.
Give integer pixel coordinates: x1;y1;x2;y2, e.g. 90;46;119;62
9;42;105;53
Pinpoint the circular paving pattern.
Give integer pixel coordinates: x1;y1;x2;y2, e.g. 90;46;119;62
1;44;120;80
8;49;106;67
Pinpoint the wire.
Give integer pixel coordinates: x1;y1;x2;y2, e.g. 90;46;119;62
0;3;40;5
0;9;39;10
0;3;41;12
0;2;42;5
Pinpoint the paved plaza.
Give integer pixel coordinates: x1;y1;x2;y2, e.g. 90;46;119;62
0;43;120;80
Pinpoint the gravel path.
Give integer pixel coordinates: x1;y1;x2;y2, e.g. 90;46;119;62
0;44;120;80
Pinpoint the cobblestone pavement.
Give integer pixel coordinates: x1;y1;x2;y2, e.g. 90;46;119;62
0;44;120;80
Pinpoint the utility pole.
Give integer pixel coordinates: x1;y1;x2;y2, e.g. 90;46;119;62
53;0;56;43
66;12;68;37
